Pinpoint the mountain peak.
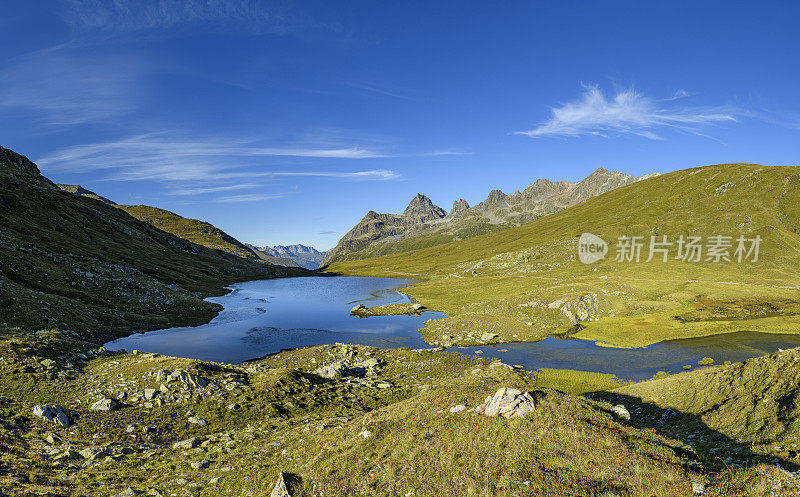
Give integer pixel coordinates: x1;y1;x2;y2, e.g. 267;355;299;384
446;198;470;219
57;184;117;205
403;193;446;222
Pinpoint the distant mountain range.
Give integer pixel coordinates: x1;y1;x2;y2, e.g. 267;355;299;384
248;244;327;269
321;168;659;265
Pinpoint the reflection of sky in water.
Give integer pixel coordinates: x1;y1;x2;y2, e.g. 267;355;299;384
106;276;800;380
106;276;442;363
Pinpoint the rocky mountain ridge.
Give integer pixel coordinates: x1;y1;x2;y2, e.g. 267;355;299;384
322;167;659;264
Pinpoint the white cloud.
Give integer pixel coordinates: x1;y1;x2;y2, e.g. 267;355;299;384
167;183;262;196
0;48;145;125
214;193;289;203
35;135;402;201
516;85;737;139
59;0;298;36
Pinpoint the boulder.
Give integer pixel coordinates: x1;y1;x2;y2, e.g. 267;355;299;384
90;398;119;412
173;437;203;450
271;472;291;497
187;416;207;426
33;405;73;427
190;459;210;469
480;332;498;342
411;303;426;311
611;404;630;421
475;388;536;419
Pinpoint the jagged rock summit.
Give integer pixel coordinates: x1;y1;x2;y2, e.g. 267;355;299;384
403;193;447;223
322;167;659;264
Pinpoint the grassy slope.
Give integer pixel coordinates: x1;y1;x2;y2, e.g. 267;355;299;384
116;205;262;261
329;164;800;348
0;147;308;342
0;330;788;497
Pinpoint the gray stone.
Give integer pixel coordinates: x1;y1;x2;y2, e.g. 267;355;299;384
449;405;466;414
113;488;136;497
172;437;202;450
480;332;498;342
475;387;536;419
190;459;210;469
90;398;119;411
271;472;291;497
187;416;207;426
32;405;72;427
411;303;425;311
611;404;630;421
350;303;367;313
143;389;158;400
79;447;105;460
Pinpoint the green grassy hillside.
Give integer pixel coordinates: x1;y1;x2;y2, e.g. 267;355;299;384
329;164;800;348
0;146;307;342
0;331;787;496
117;205;263;261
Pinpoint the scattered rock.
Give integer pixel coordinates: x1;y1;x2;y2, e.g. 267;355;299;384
113;488;136;497
475;388;536;418
173;437;202;450
190;459;210;469
358;430;372;439
33;405;73;427
611;404;630;421
271;472;291;497
692;481;705;495
449;405;466;414
45;433;62;445
90;398;119;411
480;332;498;342
411;303;425;311
187;416;207;426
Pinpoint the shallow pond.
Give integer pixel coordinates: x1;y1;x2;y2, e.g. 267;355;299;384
105;276;800;381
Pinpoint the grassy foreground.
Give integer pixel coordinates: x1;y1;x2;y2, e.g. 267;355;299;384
328;164;800;348
2;327;800;496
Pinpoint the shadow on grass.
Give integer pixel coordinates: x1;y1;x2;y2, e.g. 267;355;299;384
587;391;800;475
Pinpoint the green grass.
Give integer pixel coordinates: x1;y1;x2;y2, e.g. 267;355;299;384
329;164;800;348
117;205;262;261
0;331;788;496
0;148;309;342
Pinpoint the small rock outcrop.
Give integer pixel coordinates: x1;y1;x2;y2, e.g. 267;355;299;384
90;398;120;411
33;405;74;427
611;404;630;421
271;472;291;497
475;388;536;418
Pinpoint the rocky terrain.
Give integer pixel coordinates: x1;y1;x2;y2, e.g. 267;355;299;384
322;168;658;264
0;145;308;342
2;327;797;496
249;245;327;269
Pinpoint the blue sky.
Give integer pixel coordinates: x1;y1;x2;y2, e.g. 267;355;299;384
1;1;799;250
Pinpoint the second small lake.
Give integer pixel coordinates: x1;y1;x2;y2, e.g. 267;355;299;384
105;276;800;381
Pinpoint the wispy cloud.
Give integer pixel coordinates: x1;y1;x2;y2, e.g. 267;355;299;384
167;183;262;196
35;134;402;200
516;85;737;139
214;193;289;203
59;0;300;37
0;48;146;125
